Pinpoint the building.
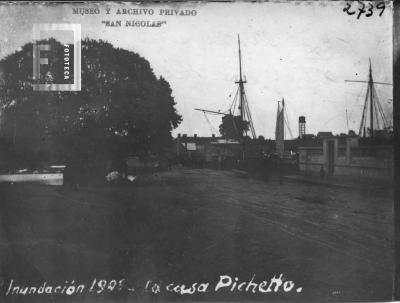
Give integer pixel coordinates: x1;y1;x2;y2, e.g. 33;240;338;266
317;132;334;138
174;134;233;165
298;134;393;182
174;134;277;166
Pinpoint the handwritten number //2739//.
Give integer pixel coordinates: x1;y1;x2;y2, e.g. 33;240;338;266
343;1;385;19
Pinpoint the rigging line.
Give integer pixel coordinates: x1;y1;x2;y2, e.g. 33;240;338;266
230;86;240;115
283;106;293;135
275;102;284;140
348;84;369;119
377;100;388;129
203;112;218;135
243;93;256;138
277;97;301;135
359;84;370;136
221;86;237;111
284;109;293;139
372;85;389;128
344;81;369;132
345;80;392;86
242;97;249;137
243;94;254;132
372;86;386;128
204;113;217;134
378;92;388;127
246;96;256;138
242;94;249;125
285;116;293;139
376;99;388;129
283;114;289;139
280;98;295;137
371;85;384;127
229;86;238;112
325;112;344;125
199;110;227;116
372;94;380;130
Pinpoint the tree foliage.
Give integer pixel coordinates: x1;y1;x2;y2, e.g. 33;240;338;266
219;114;249;139
0;38;181;170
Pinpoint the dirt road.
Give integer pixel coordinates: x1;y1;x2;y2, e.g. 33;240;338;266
0;168;393;301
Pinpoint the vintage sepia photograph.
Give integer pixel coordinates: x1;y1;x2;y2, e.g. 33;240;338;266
0;1;395;302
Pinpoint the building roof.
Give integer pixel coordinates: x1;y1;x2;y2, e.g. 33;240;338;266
175;135;221;144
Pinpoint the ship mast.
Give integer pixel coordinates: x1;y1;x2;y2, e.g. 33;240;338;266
368;60;374;139
235;34;256;139
275;98;285;156
237;35;245;133
345;59;392;139
195;35;256;140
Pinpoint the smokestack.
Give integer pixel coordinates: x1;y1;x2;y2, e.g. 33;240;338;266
298;116;306;138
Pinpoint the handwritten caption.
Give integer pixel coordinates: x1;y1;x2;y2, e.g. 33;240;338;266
343;1;386;19
5;274;302;297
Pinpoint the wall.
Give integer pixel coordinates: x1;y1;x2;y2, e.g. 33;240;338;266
298;137;393;181
298;147;324;174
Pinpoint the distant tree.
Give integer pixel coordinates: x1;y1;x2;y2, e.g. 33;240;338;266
219;114;249;139
0;38;181;181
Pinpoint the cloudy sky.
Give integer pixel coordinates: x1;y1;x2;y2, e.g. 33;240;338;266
0;1;393;139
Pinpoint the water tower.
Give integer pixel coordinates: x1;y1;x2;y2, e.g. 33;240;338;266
299;116;306;138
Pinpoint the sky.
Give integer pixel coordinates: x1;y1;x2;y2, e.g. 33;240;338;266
0;1;393;139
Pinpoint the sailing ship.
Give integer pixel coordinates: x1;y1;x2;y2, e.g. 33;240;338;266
345;59;392;140
275;99;285;156
195;35;256;141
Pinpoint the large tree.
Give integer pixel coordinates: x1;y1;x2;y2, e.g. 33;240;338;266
0;38;181;178
219;114;249;139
